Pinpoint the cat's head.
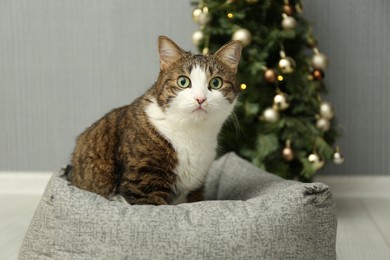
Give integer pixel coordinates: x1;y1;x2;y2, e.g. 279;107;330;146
154;36;242;125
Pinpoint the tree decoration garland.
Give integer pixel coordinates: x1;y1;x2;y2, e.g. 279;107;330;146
191;0;344;180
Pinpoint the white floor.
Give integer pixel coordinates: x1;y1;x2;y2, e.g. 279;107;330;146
0;173;389;260
0;173;50;260
317;176;390;260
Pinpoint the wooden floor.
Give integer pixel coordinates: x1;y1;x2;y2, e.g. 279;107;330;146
0;173;389;260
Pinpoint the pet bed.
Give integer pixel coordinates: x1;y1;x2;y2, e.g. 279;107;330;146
19;152;337;259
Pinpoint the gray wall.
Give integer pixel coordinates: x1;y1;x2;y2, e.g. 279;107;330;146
1;0;389;175
304;0;390;175
0;0;198;171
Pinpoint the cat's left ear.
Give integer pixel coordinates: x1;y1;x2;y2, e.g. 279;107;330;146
158;36;187;71
214;41;242;73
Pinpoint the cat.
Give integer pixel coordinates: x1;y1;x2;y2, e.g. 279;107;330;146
67;36;242;205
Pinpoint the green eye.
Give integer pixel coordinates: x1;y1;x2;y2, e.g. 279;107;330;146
209;77;223;90
177;76;191;88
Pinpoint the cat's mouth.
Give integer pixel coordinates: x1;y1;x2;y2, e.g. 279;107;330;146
192;105;207;113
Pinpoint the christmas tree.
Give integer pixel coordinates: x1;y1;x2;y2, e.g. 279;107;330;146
191;0;344;181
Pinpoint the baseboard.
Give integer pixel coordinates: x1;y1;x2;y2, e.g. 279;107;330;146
315;176;390;198
0;172;52;195
1;172;389;198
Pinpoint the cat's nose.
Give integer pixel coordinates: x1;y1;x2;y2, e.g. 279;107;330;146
195;97;207;105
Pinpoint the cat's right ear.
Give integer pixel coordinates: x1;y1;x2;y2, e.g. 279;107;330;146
158;36;186;71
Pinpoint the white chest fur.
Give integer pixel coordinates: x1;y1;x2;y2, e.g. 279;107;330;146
145;66;236;203
145;100;222;199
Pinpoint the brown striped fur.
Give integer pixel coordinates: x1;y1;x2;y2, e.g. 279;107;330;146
68;36;242;205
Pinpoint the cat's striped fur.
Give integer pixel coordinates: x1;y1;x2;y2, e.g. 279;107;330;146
68;36;242;205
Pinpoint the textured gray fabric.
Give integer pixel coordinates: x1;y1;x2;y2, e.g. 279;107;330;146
19;153;337;260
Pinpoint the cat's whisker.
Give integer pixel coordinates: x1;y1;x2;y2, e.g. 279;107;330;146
230;112;243;138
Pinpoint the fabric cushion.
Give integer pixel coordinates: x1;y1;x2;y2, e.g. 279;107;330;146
19;152;337;260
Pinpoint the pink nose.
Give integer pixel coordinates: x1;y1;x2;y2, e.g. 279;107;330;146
196;97;206;104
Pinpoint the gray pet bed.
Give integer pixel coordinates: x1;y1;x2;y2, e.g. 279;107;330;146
19;152;337;260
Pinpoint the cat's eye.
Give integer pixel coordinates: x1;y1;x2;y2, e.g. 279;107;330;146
177;76;191;88
209;77;223;90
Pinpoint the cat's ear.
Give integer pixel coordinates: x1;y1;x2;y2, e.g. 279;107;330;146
214;41;242;73
158;36;187;70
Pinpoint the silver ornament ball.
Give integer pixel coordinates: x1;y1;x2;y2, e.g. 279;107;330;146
282;15;297;30
316;117;331;132
333;152;345;164
312;53;328;70
192;30;204;46
319;102;334;120
232;28;252;47
308;153;325;169
273;93;289;110
263;108;280;123
278;57;296;74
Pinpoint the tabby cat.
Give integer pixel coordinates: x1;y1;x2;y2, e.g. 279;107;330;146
67;36;242;205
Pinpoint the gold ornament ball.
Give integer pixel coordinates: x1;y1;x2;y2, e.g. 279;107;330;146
319;102;334;120
295;2;304;14
192;30;204;46
193;7;211;26
262;108;280;123
264;69;278;83
308;153;325;170
278;57;296;74
192;8;202;23
281;15;297;30
312;53;328;70
313;69;325;80
333;151;345;164
283;4;294;16
273;93;289;111
232;28;252;47
198;13;211;26
316;117;331;132
282;147;294;161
